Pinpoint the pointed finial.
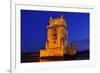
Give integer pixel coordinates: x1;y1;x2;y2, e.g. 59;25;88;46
50;16;52;20
61;15;63;18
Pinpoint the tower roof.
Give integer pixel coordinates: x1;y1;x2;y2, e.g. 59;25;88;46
49;15;67;28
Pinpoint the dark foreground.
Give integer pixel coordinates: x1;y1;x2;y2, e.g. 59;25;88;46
21;50;89;63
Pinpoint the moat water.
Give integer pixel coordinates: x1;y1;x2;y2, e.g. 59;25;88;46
21;50;89;63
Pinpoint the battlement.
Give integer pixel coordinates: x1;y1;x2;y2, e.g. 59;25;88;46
49;16;66;27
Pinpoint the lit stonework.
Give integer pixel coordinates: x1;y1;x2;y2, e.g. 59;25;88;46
40;15;76;57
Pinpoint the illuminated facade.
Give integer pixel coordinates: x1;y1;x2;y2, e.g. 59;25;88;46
40;16;76;57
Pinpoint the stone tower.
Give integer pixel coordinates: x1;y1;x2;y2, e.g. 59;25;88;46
40;16;68;57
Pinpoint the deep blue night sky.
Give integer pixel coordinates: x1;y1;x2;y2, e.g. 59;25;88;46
21;10;89;53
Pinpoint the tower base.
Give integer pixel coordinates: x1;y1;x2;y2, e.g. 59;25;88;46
40;48;64;57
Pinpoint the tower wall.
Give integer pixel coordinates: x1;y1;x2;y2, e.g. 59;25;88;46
40;16;68;57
